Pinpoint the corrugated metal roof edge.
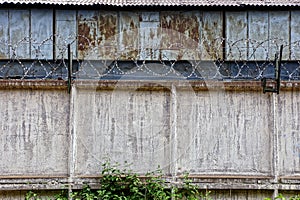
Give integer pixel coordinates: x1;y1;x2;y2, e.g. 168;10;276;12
1;1;300;6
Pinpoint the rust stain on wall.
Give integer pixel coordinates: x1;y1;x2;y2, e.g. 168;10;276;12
161;12;181;50
98;12;117;44
201;12;224;60
78;11;98;59
98;12;118;60
160;11;200;60
119;12;139;60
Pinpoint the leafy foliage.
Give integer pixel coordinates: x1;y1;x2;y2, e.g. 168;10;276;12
25;161;211;200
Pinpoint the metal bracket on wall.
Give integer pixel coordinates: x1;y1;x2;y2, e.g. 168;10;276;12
261;45;283;94
67;44;72;94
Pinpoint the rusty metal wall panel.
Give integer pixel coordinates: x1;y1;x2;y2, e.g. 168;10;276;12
248;11;269;60
140;22;160;60
291;11;300;60
140;12;160;60
201;11;223;60
160;11;179;60
31;9;53;59
74;88;172;175
77;11;118;60
141;11;160;22
161;11;181;55
55;10;77;59
98;11;118;60
180;11;201;60
78;21;98;59
226;12;248;60
9;10;30;59
77;10;98;60
177;90;272;175
278;91;300;176
269;11;290;60
0;10;9;59
161;11;200;60
119;12;139;60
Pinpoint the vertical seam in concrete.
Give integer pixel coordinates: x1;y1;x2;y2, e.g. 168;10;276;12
272;93;279;198
171;84;177;177
68;85;77;198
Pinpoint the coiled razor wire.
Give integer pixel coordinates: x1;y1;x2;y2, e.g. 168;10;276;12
0;34;299;80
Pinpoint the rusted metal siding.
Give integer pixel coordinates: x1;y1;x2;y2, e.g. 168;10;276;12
78;10;98;59
2;9;300;62
31;9;53;59
77;10;117;60
201;11;224;60
9;10;30;59
0;10;9;59
98;11;118;60
161;11;200;60
55;10;77;59
291;11;300;60
269;11;290;60
226;12;248;60
139;12;160;60
248;11;269;60
119;12;139;60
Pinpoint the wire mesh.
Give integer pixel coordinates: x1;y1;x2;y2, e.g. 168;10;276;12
0;34;300;80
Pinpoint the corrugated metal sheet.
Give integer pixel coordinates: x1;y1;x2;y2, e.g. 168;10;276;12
1;0;300;6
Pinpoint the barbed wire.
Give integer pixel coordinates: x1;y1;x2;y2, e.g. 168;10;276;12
0;34;300;80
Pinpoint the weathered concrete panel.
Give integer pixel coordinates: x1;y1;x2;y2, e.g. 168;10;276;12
0;10;9;59
176;89;272;175
0;191;23;200
31;9;53;59
291;11;300;60
9;10;30;59
201;11;224;60
55;10;77;59
278;91;300;176
226;12;248;60
74;87;171;175
0;90;69;175
248;11;269;60
269;11;290;60
119;12;139;60
210;190;273;199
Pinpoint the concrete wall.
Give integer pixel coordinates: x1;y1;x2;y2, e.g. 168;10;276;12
0;80;300;199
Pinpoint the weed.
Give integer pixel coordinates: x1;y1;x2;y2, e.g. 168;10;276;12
25;161;210;200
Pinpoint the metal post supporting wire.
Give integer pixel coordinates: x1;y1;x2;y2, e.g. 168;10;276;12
262;45;283;94
67;44;72;94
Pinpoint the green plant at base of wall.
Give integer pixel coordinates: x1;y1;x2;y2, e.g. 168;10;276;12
25;161;211;200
